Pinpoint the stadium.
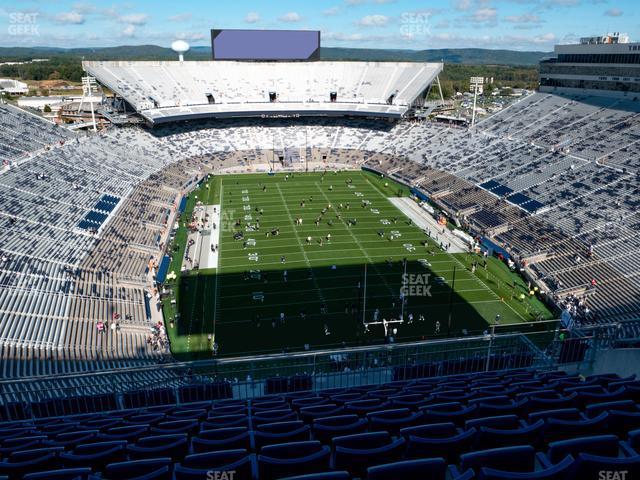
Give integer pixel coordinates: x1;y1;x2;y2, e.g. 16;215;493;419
0;17;639;480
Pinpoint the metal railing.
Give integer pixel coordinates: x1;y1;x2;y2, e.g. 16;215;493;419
0;322;624;422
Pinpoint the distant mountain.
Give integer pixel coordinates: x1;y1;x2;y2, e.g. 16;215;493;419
0;45;548;66
321;47;548;66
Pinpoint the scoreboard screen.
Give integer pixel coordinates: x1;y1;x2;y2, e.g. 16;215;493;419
211;29;320;61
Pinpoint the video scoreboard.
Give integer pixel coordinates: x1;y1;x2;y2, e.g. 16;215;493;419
211;29;320;61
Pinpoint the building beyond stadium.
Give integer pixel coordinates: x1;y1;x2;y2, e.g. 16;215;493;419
540;33;640;98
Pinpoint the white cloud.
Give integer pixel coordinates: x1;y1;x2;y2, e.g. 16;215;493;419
357;14;390;26
169;13;192;22
323;7;340;16
531;32;556;43
323;31;384;42
54;11;85;25
541;0;581;8
604;8;622;16
176;32;206;41
245;11;260;23
470;7;497;23
121;24;136;38
71;3;96;15
278;12;301;22
118;13;149;26
504;13;542;24
454;0;473;11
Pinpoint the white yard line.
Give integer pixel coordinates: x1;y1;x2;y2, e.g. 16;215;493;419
276;183;325;303
212;183;223;344
314;182;396;297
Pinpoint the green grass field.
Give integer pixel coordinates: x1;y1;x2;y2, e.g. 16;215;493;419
162;170;554;360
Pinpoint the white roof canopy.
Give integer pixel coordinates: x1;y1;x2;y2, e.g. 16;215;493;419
83;60;443;123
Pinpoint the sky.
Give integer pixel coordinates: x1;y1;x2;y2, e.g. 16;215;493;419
0;0;637;52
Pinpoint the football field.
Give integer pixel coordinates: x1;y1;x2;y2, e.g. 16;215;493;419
163;170;554;360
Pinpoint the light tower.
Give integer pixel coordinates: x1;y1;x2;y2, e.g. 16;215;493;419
470;76;484;128
79;76;99;132
171;40;190;63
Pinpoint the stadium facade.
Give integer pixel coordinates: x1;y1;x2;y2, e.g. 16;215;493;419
540;33;640;98
2;33;640;479
83;60;443;123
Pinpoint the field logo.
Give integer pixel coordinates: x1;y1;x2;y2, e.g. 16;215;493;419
400;11;431;39
401;273;432;297
8;12;39;36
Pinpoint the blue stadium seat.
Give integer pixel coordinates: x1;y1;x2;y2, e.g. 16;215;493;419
209;404;248;417
466;414;522;431
402;422;476;463
474;397;528;417
607;409;640;438
0;426;35;442
174;449;252;480
421;402;478;426
576;388;627;409
254;421;310;449
367;408;424;433
60;441;127;469
49;430;100;449
0;447;63;479
547;434;620;464
344;398;391;416
300;404;345;423
528;408;583;423
127;413;166;426
475;419;545;449
479;454;574;480
452;445;536;477
202;414;249;430
291;397;330;411
328;393;365;405
103;458;172;480
312;414;367;444
333;431;405;478
127;434;189;461
191;427;251;453
22;468;93;480
585;400;638;418
252;409;298;426
367;458;448;480
252;400;289;412
150;419;199;435
280;472;350;480
258;441;330;480
98;425;149;443
167;409;208;421
388;393;433;410
0;436;50;456
523;393;578;413
83;417;125;431
543;412;609;442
